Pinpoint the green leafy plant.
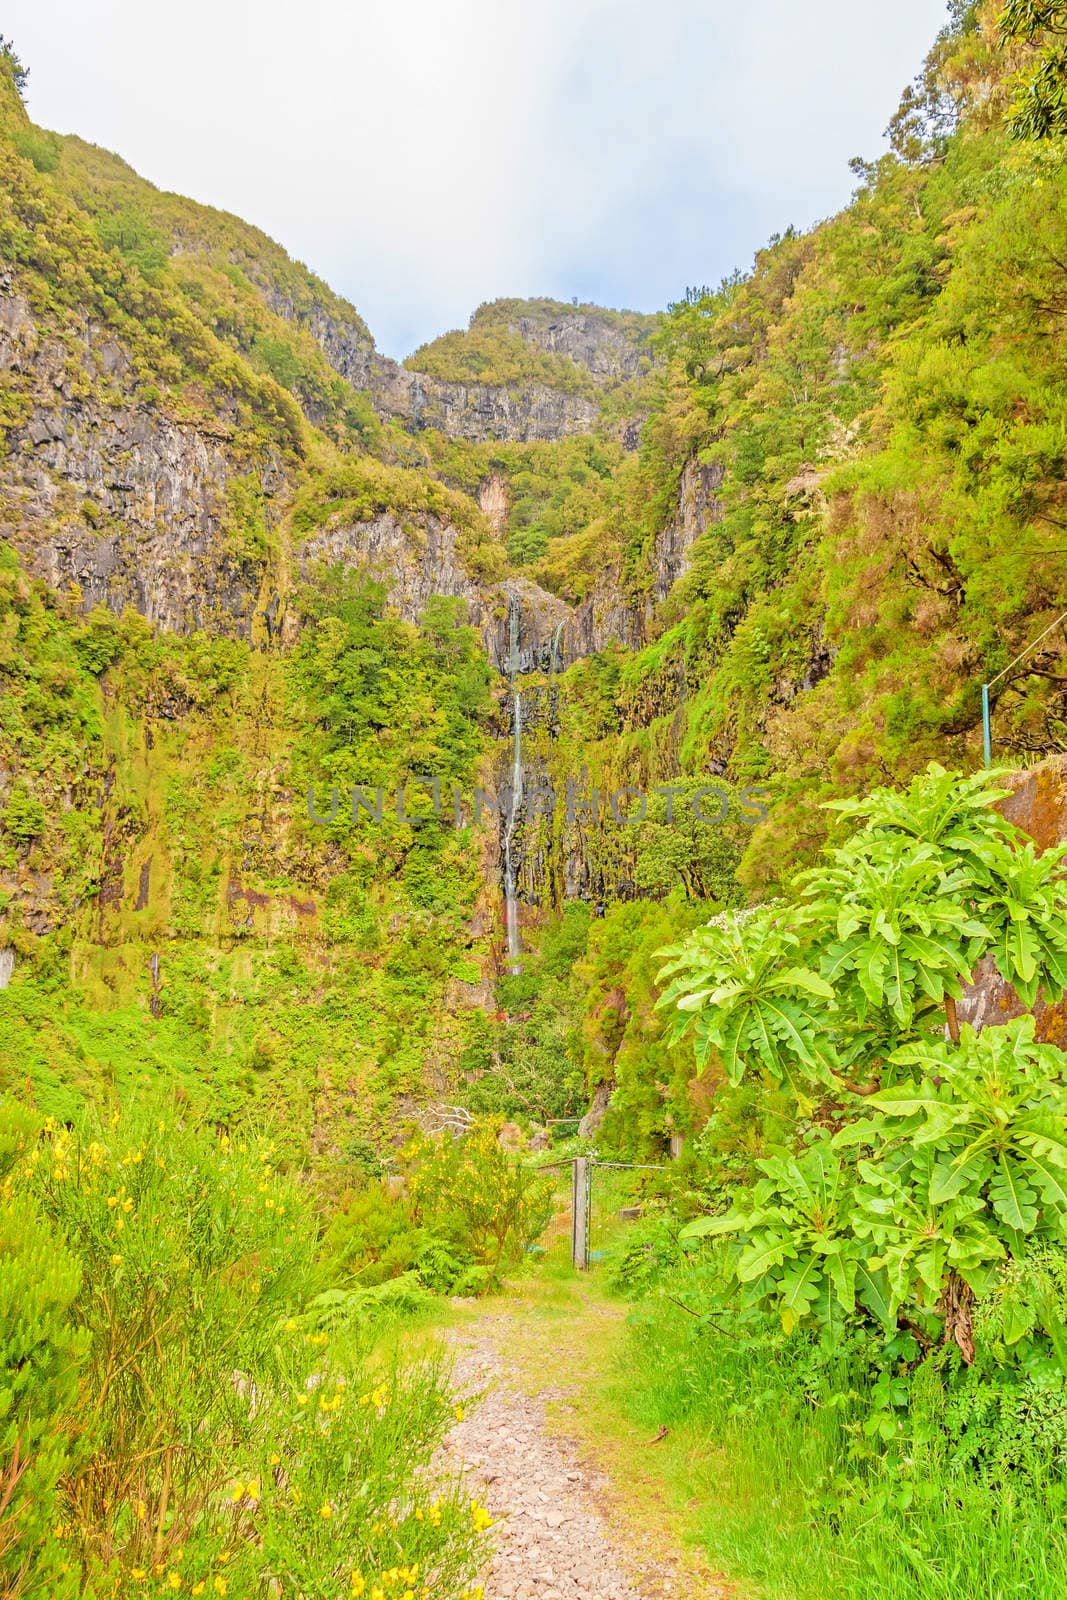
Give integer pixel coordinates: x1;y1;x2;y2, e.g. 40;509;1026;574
0;1174;86;1597
402;1119;553;1286
669;767;1067;1369
683;1138;879;1342
657;904;835;1101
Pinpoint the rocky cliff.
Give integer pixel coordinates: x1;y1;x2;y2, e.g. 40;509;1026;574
470;297;660;385
367;355;602;443
0;286;283;634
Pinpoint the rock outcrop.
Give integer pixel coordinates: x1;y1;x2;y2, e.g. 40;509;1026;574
470;298;660;385
0;289;281;634
367;356;601;444
958;755;1067;1047
652;458;723;601
299;510;494;636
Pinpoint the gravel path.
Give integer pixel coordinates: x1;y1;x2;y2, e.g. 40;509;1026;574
440;1320;732;1600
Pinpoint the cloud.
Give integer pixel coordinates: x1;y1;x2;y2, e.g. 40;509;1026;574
8;0;951;354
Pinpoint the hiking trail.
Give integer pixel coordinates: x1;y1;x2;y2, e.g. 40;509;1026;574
438;1281;736;1600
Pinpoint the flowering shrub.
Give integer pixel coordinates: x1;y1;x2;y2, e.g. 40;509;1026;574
0;1101;489;1598
402;1120;553;1288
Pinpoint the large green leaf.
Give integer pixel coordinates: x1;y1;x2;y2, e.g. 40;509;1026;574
737;1233;792;1282
990;1156;1038;1233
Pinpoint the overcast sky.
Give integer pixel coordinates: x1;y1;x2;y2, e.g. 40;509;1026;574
8;1;951;357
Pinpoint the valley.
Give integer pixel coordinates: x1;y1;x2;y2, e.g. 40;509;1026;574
4;3;1067;1596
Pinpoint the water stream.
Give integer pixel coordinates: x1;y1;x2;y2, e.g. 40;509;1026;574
501;608;565;975
502;597;524;973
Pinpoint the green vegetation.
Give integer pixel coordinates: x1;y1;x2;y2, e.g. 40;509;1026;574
5;9;1067;1594
0;1097;500;1598
1000;0;1067;139
0;547;496;1157
592;765;1067;1596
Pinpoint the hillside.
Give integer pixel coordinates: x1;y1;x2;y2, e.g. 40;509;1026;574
1;0;1066;1164
8;7;1067;1597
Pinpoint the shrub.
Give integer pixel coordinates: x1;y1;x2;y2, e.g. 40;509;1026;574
402;1120;553;1287
1;784;45;845
7;1102;488;1598
0;1107;86;1598
664;766;1067;1370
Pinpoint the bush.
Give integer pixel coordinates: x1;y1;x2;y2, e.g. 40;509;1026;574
6;1101;489;1598
402;1120;553;1287
322;1182;480;1294
0;1108;86;1598
2;783;46;844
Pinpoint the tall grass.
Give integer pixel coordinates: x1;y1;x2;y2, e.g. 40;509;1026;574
612;1297;1067;1600
0;1100;490;1598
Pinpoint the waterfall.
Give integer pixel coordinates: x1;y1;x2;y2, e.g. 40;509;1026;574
0;948;12;990
502;596;524;974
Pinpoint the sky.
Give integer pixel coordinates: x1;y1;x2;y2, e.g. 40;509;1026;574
7;0;951;358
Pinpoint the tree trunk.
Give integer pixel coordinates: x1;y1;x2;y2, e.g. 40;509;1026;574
938;1269;975;1365
944;995;960;1044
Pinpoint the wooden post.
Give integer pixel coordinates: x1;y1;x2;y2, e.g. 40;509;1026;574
571;1156;589;1271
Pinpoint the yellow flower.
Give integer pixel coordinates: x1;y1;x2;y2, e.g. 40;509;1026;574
213;1580;228;1597
165;1573;182;1590
319;1501;332;1520
245;1479;260;1502
230;1482;245;1503
130;1571;147;1583
268;1452;280;1467
350;1575;366;1596
471;1501;493;1532
191;1585;206;1596
107;1195;119;1209
296;1394;308;1407
111;1254;123;1267
135;1498;146;1520
454;1405;465;1421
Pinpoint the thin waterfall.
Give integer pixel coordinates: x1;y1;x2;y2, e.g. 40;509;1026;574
502;596;524;973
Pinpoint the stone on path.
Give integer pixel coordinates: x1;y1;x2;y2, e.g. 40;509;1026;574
441;1329;731;1600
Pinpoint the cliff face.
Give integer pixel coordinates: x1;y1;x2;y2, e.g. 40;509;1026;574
299;508;493;635
652;458;723;602
478;299;659;384
367;355;602;443
0;286;282;634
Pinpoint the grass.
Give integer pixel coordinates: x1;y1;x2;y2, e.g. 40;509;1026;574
413;1191;1067;1600
612;1296;1067;1600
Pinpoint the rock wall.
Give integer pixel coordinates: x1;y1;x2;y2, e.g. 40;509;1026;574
652;458;723;602
0;286;282;634
299;510;495;637
497;305;656;385
258;283;375;391
958;755;1067;1047
367;356;601;444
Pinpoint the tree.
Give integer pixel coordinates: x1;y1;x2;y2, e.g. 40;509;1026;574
1000;1;1067;140
0;36;28;99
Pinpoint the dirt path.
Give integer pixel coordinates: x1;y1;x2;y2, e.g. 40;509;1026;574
438;1282;735;1600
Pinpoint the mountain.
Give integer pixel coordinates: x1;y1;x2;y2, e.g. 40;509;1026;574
1;1;1066;1158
